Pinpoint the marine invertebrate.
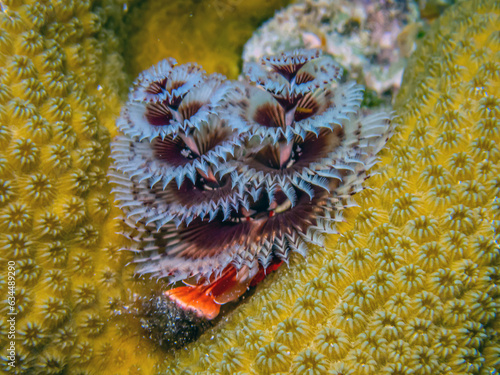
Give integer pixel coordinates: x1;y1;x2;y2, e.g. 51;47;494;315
290;349;328;375
255;342;293;374
111;49;392;323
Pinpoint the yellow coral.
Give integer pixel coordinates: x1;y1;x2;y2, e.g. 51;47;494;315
160;0;500;373
2;0;499;374
0;0;167;373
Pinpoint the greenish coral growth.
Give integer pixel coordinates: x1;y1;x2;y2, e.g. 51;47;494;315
160;0;500;373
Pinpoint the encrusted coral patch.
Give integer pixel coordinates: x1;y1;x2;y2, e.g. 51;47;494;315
157;0;500;373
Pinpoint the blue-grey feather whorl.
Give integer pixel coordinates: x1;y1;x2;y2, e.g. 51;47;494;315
118;61;228;141
110;50;393;286
221;49;390;207
111;62;246;232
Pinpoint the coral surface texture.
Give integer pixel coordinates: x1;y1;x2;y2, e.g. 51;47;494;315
0;0;163;374
0;0;499;374
164;0;500;373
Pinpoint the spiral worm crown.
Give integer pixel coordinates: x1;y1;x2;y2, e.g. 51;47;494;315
110;49;392;289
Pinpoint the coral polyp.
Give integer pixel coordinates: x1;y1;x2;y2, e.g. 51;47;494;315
111;49;392;325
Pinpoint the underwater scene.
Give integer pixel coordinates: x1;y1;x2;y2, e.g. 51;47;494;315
0;0;499;374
